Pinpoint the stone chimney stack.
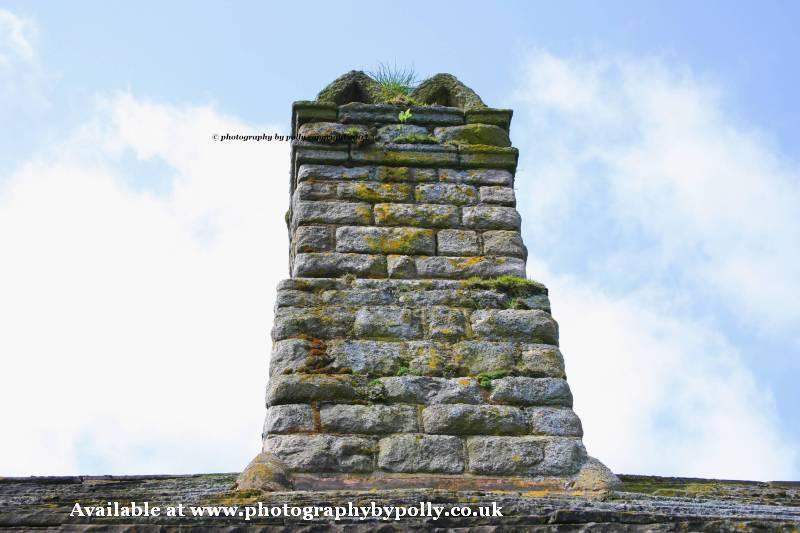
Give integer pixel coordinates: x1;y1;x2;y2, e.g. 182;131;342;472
238;71;618;493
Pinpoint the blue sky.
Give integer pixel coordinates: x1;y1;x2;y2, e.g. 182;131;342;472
1;1;798;479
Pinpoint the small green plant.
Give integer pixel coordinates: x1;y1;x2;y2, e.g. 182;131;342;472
398;108;412;123
369;63;418;98
476;369;509;389
393;132;436;144
396;366;409;376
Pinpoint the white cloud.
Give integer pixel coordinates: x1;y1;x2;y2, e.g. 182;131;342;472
0;9;35;66
515;52;799;479
0;94;289;475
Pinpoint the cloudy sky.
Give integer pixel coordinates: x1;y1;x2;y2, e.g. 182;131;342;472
1;1;798;480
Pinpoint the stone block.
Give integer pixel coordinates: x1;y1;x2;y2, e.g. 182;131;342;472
464;108;513;130
292;200;372;226
453;341;518;375
538;438;587;476
272;306;354;340
458;146;518;170
526;407;583;437
266;374;358;405
519;344;566;378
297;164;370;182
439;168;512;186
374;203;460;228
387;254;417;279
462;206;521;230
263;404;314;434
263;434;375;473
488;377;573;407
293;141;349;165
351;145;458;167
519;294;552;313
375;166;436;183
414;183;478;205
427;306;467;341
297;122;370;144
378;434;465;473
470;309;558;344
320;404;418;434
293;225;333;253
318;289;394;306
406;341;449;376
376;124;430;144
337;182;411;203
380;376;482;405
326;339;404;375
482;230;527;258
433;124;511;147
296;181;337;200
415;256;526;279
275;289;317;308
293;101;338;130
270;339;311;376
354;306;423;339
422;404;528;435
335;226;435;255
292;253;387;278
466;436;544;475
479;186;516;206
436;229;480;256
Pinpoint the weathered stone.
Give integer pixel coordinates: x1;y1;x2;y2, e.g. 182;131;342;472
380;376;482;405
489;377;573;407
318;288;393;306
519;293;552;313
320;404;418;434
414;183;478;205
439;168;512;186
519;344;565;378
376;124;430;144
275;289;317;308
374;203;459;228
297;122;370;144
293;225;333;253
351;145;458;167
293;142;350;165
466;436;545;475
482;230;527;258
337;182;411;203
465;108;513;130
374;166;436;183
422;404;528;435
479;186;516;206
397;288;503;307
406;341;449;376
527;407;583;437
316;72;383;105
296;181;337;200
263;434;375;473
462;206;521;230
354;306;423;339
387;254;417;279
538;438;588;476
430;377;482;404
427;306;467;341
434;124;511;147
378;434;465;473
415;256;526;279
458;146;518;170
266;374;358;405
436;229;480;256
453;341;518;375
326;340;404;375
270;339;311;376
292;253;387;278
263;404;314;434
297;164;370;182
236;452;291;492
293;101;338;132
272;306;355;340
292;200;372;226
410;73;486;109
470;309;558;344
336;226;435;255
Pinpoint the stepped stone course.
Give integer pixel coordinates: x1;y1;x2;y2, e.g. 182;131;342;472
241;71;619;494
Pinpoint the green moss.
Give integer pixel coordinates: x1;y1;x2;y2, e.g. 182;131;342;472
476;369;510;389
393;133;437;145
461;275;546;297
396;366;409;376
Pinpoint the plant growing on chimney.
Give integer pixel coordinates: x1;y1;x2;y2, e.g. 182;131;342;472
398;108;412;123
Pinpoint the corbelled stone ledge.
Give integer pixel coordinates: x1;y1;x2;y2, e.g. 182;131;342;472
1;473;798;530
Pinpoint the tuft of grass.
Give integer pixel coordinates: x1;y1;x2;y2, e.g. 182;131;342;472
369;63;418;98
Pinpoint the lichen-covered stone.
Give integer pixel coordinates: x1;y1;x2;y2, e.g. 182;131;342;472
427;306;467;341
336;226;435;255
297;164;371;182
293;142;350;165
538;438;588;476
326;339;404;375
470;309;558;344
272;306;355;340
354;306;423;339
297;122;370;144
519;344;566;378
465;108;513;130
292;200;372;226
439;168;512;186
387;254;417;279
337;182;411;203
351;145;458;167
458;146;518;170
263;405;314;434
315;70;383;105
479;186;516;206
263;434;375;473
406;341;449;376
422;404;528;435
296;181;337;200
270;339;311;376
318;288;394;306
462;206;521;230
376;124;430;144
292;252;387;278
453;341;518;375
275;289;317;308
378;434;465;473
266;374;358;406
320;404;418;434
466;436;544;475
482;230;527;258
415;256;526;279
293;225;333;253
414;183;478;205
488;377;573;407
434;124;511;147
527;407;583;437
374;166;436;183
519;293;552;313
436;229;480;256
374;203;459;228
380;376;482;404
410;73;486;109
